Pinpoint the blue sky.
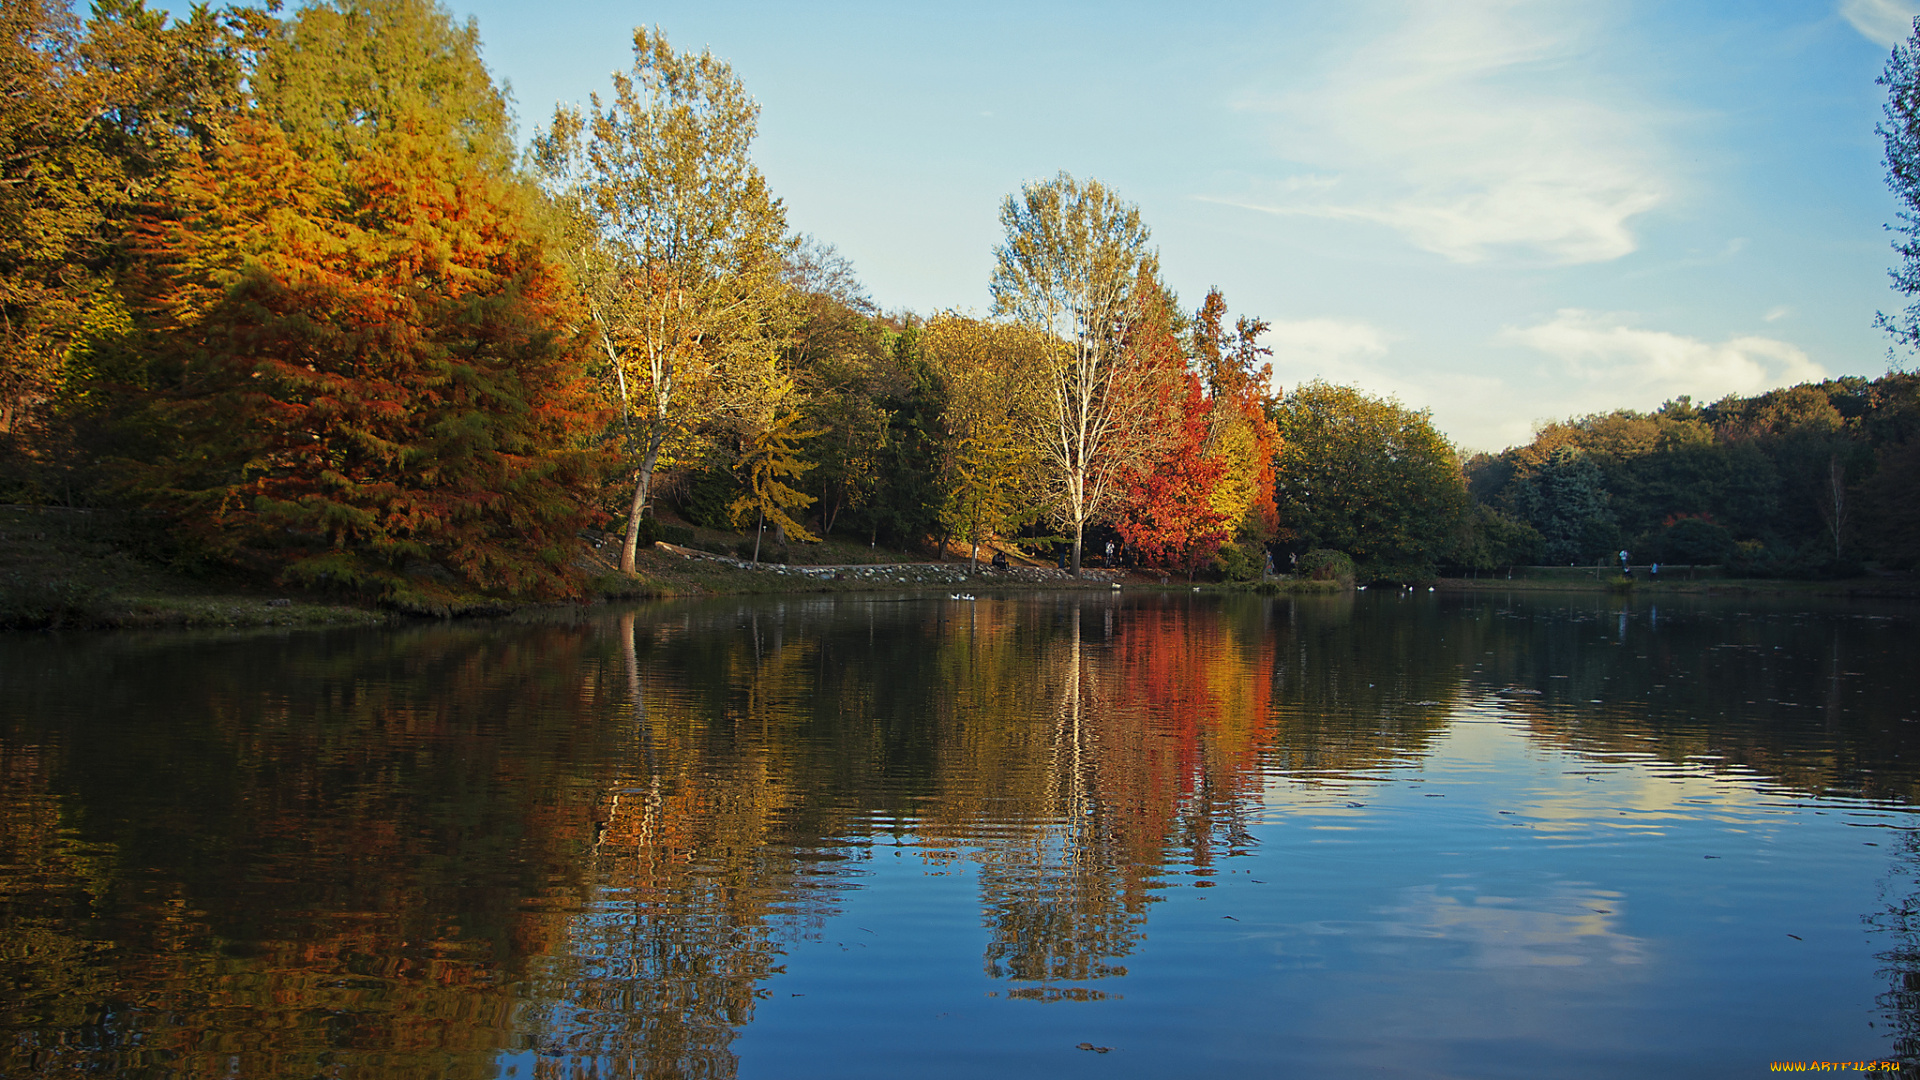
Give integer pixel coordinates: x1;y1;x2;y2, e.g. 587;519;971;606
250;1;1920;450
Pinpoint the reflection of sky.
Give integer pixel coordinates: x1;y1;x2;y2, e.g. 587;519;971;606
1228;703;1904;1077
725;703;1911;1077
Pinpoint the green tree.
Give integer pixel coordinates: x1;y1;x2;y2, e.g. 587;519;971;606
784;237;887;537
533;26;792;575
1879;19;1920;355
1270;381;1468;576
991;172;1158;575
1508;445;1616;564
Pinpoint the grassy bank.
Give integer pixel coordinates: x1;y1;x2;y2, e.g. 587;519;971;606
0;506;389;631
0;505;1126;631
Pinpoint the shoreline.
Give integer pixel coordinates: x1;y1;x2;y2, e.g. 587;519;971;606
1432;575;1920;600
8;497;1914;631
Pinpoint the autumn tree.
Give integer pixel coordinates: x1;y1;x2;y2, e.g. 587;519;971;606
1189;288;1280;565
729;373;817;562
534;26;792;574
923;314;1047;567
0;0;266;496
991;172;1157;575
1114;273;1226;576
251;0;512;168
1118;374;1227;577
122;105;604;601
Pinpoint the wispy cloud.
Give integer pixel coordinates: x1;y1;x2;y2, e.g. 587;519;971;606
1841;0;1918;47
1232;0;1667;265
1501;310;1827;402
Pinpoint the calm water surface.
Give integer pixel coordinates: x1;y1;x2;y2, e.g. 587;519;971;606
3;590;1919;1078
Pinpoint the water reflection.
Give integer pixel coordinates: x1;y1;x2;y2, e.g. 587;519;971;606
0;591;1915;1077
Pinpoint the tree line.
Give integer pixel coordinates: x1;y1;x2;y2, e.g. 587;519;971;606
3;0;1917;602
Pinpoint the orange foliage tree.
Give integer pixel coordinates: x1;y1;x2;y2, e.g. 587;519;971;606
126;118;607;600
1191;288;1280;549
1115;276;1228;576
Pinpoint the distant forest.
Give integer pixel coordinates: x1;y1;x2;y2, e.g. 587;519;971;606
2;0;1917;602
1461;376;1920;576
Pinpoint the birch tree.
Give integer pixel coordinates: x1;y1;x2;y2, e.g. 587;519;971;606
990;172;1155;574
533;27;790;573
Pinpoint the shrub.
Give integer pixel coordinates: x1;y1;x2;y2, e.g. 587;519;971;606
1297;549;1355;585
1215;540;1265;582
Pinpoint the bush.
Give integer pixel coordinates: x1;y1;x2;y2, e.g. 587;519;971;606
1214;540;1268;582
1297;549;1355;585
0;575;110;630
661;524;693;546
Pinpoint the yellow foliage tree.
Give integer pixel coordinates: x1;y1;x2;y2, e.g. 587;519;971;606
729;376;818;562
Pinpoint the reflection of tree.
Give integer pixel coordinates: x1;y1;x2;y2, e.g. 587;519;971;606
30;592;1827;1072
0;622;652;1077
1466;597;1920;803
1265;593;1458;774
0;740;120;1076
975;605;1140;999
515;608;850;1077
963;597;1293;1001
1868;830;1920;1070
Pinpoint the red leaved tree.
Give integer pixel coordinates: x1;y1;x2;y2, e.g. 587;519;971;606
1115;274;1228;577
1118;372;1229;577
126;117;607;601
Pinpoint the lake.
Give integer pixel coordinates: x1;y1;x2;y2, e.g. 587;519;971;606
2;590;1918;1078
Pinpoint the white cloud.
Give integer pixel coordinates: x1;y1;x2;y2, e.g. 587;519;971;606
1841;0;1918;47
1501;310;1827;403
1232;0;1666;265
1266;317;1394;384
1263;317;1521;451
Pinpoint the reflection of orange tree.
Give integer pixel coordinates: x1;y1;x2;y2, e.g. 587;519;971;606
0;623;638;1079
925;599;1278;1000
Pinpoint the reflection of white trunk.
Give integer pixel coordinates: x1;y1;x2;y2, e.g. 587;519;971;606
1048;605;1089;827
596;612;658;857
